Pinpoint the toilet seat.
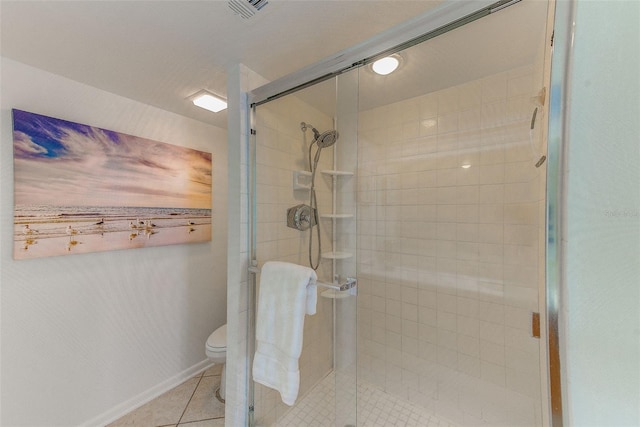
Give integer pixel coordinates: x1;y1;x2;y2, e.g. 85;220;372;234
206;324;227;361
205;324;227;402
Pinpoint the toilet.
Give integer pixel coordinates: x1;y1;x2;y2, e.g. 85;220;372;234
206;324;227;402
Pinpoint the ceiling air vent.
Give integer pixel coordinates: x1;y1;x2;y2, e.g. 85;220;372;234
228;0;268;19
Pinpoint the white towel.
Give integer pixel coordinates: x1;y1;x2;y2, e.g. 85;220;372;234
252;261;317;406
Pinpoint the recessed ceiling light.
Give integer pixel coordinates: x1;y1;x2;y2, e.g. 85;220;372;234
191;90;227;113
372;55;400;75
461;164;472;169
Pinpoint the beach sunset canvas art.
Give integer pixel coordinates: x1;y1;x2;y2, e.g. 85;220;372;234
12;109;212;259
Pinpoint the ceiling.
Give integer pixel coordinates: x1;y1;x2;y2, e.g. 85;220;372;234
291;0;549;116
0;0;446;129
357;0;548;111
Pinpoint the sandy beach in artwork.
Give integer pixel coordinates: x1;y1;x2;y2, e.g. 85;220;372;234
14;213;211;260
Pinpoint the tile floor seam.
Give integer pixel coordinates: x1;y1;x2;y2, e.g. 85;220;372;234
176;374;205;426
177;415;225;426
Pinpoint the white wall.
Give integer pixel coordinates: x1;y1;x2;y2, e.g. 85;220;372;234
562;1;640;425
0;58;228;426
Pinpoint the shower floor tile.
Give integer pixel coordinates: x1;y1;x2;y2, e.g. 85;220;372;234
276;372;456;427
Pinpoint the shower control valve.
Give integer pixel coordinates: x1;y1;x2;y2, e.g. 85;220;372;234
287;204;317;231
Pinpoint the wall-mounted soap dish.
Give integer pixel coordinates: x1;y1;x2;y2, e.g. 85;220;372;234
293;170;312;190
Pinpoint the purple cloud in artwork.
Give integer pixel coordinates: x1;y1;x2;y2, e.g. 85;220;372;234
12;109;213;259
12;109;212;209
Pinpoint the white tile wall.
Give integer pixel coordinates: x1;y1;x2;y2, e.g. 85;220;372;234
357;66;545;426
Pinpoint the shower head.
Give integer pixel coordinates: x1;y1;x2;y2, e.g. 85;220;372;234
315;129;339;148
311;129;339;165
301;122;338;148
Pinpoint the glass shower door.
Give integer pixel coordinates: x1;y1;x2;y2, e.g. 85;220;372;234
250;73;359;427
353;1;551;425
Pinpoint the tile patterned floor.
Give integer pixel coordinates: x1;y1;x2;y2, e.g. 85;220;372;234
112;366;454;427
108;364;225;427
277;372;456;427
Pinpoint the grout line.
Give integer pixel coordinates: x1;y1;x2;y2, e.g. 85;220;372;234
177;416;224;426
176;375;204;425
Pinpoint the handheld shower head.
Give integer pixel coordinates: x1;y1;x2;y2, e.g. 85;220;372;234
315;130;339;148
299;122;340;271
301;122;338;148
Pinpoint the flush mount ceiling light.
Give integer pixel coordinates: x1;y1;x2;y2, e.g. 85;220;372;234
190;90;227;113
371;55;401;75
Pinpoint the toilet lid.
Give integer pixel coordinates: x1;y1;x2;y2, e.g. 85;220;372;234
206;324;227;350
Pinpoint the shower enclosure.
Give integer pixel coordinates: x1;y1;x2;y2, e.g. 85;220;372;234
247;0;552;425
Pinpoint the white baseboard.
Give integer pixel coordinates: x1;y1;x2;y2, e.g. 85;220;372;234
82;359;215;427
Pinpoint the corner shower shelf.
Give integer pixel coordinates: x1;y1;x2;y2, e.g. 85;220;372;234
321;251;353;260
321;170;354;177
320;213;354;219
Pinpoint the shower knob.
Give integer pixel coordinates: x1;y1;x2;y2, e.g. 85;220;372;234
287;204;317;231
